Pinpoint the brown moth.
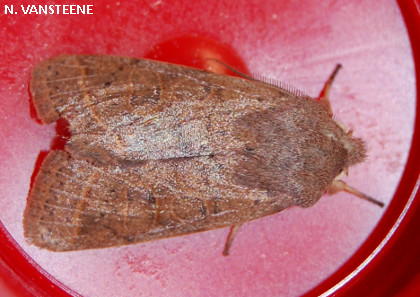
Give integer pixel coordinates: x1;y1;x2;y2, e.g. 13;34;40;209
24;55;383;255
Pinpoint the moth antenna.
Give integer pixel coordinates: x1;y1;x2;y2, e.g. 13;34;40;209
223;224;242;256
206;58;255;81
255;75;307;97
206;59;308;97
318;64;342;116
328;180;384;208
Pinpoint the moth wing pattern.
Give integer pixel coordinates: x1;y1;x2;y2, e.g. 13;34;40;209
24;150;291;251
30;55;289;165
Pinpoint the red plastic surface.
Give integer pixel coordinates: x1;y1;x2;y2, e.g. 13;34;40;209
0;0;418;296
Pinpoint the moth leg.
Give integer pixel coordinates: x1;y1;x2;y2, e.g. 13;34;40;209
328;180;384;207
318;64;342;116
223;224;243;256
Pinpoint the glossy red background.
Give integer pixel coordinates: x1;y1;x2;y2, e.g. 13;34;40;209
0;0;419;296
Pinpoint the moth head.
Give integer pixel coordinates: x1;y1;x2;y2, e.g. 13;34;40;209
332;119;367;167
324;120;384;207
343;134;367;166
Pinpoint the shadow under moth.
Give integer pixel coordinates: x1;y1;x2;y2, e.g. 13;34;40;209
24;55;384;255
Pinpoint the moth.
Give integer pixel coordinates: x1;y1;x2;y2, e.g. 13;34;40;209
24;55;383;255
